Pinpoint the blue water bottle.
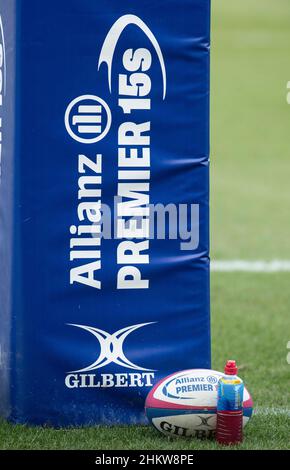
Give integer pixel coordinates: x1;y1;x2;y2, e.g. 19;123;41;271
216;360;244;445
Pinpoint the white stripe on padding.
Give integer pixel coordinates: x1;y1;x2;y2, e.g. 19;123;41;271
211;260;290;273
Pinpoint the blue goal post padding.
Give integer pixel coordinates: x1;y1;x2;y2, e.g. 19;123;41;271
0;0;211;426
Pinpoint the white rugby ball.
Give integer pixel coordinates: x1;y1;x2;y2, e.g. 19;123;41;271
145;369;253;439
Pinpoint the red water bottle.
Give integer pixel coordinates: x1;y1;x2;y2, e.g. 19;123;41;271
216;360;244;445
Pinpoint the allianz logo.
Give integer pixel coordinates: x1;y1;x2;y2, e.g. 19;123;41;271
65;14;168;292
65;95;111;144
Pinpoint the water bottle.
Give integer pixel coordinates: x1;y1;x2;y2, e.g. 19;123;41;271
216;360;244;445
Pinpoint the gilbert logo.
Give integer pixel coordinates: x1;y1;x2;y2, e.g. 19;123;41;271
68;322;156;372
197;416;215;428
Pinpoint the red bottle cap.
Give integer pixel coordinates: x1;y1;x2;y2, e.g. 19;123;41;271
224;360;238;375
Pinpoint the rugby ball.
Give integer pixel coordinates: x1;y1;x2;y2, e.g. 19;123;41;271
145;369;253;439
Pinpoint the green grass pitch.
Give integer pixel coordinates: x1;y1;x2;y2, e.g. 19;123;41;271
1;0;290;450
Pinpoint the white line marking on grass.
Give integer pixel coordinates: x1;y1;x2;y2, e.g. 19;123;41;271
211;260;290;273
254;407;290;417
